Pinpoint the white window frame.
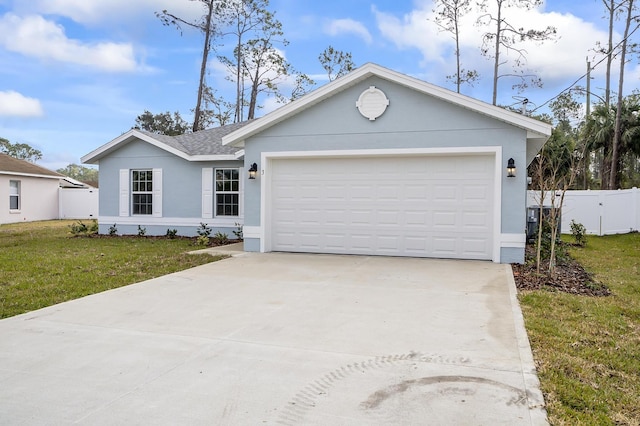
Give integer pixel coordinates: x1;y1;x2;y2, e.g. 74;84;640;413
215;168;240;217
9;180;20;211
131;169;153;215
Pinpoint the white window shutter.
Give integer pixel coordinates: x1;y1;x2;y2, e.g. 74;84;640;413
152;168;162;217
202;168;213;219
119;169;129;217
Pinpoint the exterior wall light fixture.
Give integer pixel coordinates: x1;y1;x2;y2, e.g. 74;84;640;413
248;163;258;180
507;158;516;178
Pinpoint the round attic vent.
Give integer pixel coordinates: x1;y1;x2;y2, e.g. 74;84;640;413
356;86;389;121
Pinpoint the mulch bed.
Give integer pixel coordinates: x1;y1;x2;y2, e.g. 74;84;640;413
512;245;611;297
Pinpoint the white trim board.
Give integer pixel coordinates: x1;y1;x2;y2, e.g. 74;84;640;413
258;146;503;262
500;233;526;248
99;216;243;227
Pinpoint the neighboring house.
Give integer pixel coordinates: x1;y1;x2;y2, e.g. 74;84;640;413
84;63;552;263
1;153;64;224
1;153;97;224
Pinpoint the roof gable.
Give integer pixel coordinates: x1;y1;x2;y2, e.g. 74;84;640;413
0;153;63;179
222;63;552;163
81;121;252;164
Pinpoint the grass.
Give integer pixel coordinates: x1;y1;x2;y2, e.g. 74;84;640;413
519;233;640;425
0;220;225;319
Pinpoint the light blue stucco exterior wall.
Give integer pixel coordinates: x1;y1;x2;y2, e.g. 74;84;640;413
242;76;530;263
98;140;243;237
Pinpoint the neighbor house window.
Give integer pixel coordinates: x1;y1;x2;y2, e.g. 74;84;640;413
9;180;20;210
215;169;239;216
132;170;153;215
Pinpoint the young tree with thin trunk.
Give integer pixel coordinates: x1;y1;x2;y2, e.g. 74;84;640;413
157;0;217;132
217;0;271;123
432;0;478;93
219;2;313;120
530;132;584;276
477;0;556;105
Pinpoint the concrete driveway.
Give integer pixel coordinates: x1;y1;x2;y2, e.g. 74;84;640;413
0;252;546;425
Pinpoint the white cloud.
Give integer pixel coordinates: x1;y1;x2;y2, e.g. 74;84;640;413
0;90;44;117
0;13;143;72
14;0;205;26
373;6;443;58
325;18;373;44
373;3;612;93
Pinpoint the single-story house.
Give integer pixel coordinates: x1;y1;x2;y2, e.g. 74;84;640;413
1;153;97;224
82;63;551;263
1;153;63;224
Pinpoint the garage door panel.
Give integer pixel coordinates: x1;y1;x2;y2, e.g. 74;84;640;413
405;210;429;226
433;211;457;228
433;184;458;201
463;184;491;200
461;238;491;256
432;237;457;255
270;155;494;260
462;211;491;229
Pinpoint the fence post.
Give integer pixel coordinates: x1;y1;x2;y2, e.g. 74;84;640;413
634;187;639;232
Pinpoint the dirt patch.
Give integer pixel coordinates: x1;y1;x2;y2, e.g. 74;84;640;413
512;245;611;297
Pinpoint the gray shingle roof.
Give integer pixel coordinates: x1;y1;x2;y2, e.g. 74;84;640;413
139;120;254;156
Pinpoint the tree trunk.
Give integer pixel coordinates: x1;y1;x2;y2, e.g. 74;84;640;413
491;0;503;105
247;67;260;120
234;29;243;123
455;9;461;93
604;0;615;108
192;1;215;132
610;0;634;189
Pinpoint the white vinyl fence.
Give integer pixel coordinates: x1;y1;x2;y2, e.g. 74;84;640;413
527;188;640;236
59;188;99;220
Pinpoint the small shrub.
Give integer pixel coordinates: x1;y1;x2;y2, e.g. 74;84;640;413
69;220;98;236
137;225;147;237
197;222;212;238
69;220;88;235
233;222;243;240
166;229;178;239
212;232;229;245
196;235;210;246
108;224;118;236
536;221;569;264
570;220;587;247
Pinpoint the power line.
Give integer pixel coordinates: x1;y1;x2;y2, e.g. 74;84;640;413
531;19;640;113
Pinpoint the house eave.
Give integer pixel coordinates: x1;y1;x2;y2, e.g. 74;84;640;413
81;129;192;164
81;129;243;164
190;155;242;162
0;171;62;180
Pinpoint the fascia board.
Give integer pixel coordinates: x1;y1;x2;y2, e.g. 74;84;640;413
81;129;191;164
189;155;240;162
0;171;62;179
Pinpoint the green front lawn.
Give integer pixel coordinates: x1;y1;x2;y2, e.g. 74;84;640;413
0;220;224;319
520;233;640;425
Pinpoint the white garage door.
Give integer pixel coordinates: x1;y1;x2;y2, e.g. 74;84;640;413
269;154;495;260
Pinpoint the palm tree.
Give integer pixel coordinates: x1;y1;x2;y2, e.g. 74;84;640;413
583;96;640;189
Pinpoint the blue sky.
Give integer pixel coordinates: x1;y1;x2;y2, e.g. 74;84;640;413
0;0;637;171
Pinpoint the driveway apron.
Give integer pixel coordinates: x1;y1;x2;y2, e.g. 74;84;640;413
0;253;546;425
